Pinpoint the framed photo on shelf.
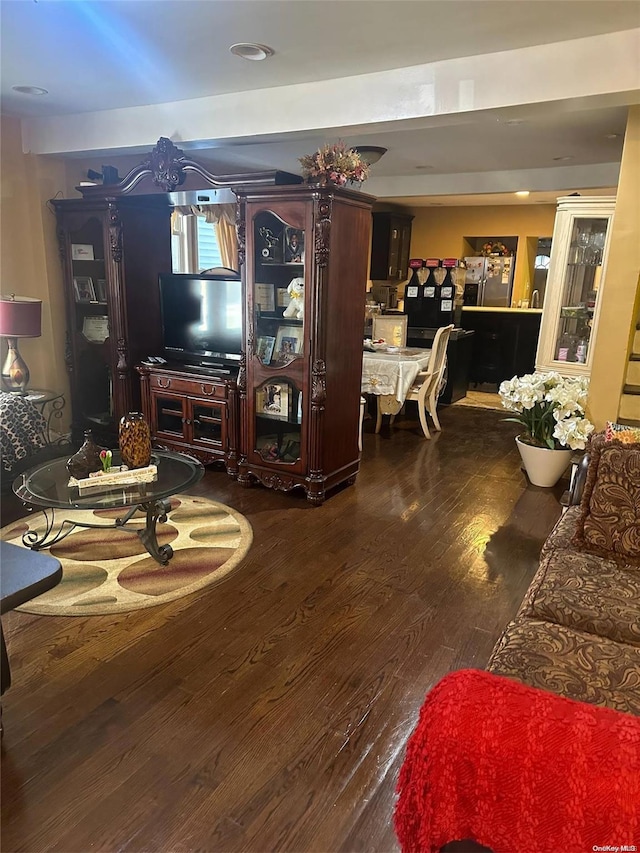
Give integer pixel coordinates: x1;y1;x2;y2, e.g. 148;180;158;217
73;276;96;303
82;315;109;343
95;279;108;303
256;335;276;365
275;325;304;361
256;382;290;420
283;227;304;264
255;283;275;312
71;243;95;261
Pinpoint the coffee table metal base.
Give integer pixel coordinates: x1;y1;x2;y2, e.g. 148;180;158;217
21;499;174;566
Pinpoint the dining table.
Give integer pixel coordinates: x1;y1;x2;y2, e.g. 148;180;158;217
361;346;432;431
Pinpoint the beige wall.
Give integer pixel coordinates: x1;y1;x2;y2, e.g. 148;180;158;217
588;105;640;429
1;116;70;426
405;204;557;305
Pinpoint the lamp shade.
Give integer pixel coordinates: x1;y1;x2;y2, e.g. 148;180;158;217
0;295;42;338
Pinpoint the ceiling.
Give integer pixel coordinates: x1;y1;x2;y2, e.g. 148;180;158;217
2;0;639;205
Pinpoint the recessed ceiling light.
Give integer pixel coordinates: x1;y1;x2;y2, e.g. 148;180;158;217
515;191;530;197
605;132;621;140
229;43;274;61
504;118;525;126
553;155;574;161
12;85;48;96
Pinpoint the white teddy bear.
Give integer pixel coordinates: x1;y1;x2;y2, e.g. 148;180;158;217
283;277;304;320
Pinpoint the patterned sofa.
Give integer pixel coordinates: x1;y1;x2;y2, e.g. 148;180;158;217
487;431;640;715
395;431;640;852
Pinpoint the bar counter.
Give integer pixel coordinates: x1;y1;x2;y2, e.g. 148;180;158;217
460;306;543;386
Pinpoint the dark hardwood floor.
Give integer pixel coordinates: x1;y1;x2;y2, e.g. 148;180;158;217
0;405;564;853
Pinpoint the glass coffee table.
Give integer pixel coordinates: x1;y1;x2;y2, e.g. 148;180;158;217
12;450;204;565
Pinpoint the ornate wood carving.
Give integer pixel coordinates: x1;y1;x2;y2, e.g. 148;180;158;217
251;470;299;493
143;137;186;192
75;137;302;198
236;201;246;270
107;203;123;263
56;226;66;263
116;337;128;378
64;331;73;374
311;359;327;405
314;198;332;268
237;351;247;393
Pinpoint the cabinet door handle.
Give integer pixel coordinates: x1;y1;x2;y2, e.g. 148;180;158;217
158;378;171;389
200;384;214;396
389;265;393;277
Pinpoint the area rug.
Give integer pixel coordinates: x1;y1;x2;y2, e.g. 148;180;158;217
0;495;253;616
452;390;504;411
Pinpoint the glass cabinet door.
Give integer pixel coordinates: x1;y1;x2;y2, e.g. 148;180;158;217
250;207;306;466
69;218;112;429
553;216;609;365
254;378;303;463
252;210;306;367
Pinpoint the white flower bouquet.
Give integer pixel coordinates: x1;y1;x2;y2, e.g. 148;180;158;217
498;371;594;451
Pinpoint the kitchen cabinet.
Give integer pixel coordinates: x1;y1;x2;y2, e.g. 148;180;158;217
137;363;239;474
369;212;413;282
535;196;615;376
52;196;172;445
461;308;542;387
235;182;374;504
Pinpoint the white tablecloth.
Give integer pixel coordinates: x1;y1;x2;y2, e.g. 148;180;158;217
361;348;432;403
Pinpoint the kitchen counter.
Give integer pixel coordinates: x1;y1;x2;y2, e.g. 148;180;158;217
462;307;543;314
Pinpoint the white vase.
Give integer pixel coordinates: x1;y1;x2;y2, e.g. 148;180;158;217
515;436;573;487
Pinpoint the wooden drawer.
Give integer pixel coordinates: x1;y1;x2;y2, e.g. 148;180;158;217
149;373;227;399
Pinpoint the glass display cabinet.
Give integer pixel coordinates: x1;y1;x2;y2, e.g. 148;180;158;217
236;184;374;504
535;196;616;376
53;197;172;444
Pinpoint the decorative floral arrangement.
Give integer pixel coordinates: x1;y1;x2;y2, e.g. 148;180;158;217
499;371;594;450
299;141;370;186
99;449;113;472
481;241;510;256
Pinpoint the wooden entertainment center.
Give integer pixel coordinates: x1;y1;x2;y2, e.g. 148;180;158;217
52;138;374;504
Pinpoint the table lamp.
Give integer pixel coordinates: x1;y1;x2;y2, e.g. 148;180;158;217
0;294;42;394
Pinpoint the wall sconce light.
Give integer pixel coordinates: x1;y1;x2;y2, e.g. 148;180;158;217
0;294;42;394
353;146;388;166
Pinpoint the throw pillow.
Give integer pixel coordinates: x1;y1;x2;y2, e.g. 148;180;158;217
605;420;640;444
573;432;640;566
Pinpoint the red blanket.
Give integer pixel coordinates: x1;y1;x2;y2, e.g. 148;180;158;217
394;669;640;853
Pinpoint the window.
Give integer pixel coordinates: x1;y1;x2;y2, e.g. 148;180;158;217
196;216;223;271
171;211;223;273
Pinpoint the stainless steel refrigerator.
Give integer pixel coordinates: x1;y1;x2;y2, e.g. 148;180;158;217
463;256;515;307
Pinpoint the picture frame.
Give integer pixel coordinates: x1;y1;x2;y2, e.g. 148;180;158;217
256;382;290;420
71;243;95;261
255;283;275;313
274;324;304;361
283;227;305;265
82;315;109;344
95;279;108;303
73;276;96;303
256;335;276;365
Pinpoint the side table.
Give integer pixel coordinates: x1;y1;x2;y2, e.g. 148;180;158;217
24;388;66;445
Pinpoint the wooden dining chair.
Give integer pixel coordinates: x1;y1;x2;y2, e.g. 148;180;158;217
393;324;454;439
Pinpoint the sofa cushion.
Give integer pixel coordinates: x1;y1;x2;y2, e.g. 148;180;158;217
487;618;640;715
573;433;640;566
540;505;582;557
523;550;640;647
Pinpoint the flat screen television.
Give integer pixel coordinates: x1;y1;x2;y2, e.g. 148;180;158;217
159;272;243;369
